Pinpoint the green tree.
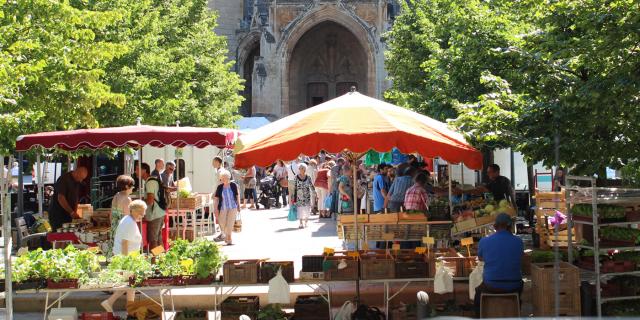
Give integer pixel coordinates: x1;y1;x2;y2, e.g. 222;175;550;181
89;0;243;128
0;0;127;153
384;0;530;121
452;0;640;175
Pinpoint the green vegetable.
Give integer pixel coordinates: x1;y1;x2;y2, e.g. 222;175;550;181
531;250;555;263
257;304;287;320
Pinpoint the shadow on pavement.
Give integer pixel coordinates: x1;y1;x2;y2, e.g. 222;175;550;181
311;220;338;237
275;227;301;232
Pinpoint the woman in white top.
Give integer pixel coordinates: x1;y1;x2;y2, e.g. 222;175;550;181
101;200;147;312
106;175;134;257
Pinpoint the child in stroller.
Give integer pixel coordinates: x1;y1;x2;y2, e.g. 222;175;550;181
257;175;282;209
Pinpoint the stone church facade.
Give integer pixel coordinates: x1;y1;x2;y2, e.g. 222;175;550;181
209;0;401;119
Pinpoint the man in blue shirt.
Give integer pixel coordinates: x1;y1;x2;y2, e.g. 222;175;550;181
372;164;389;213
475;213;523;317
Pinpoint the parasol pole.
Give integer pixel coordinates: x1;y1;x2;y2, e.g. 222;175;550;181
448;164;453;216
348;150;366;306
2;155;14;320
36;153;43;216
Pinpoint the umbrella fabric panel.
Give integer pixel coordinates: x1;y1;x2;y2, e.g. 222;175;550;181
15;125;237;151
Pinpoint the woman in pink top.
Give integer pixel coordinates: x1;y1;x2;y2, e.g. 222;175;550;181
314;163;331;218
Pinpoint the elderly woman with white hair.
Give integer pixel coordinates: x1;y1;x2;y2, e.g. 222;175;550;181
293;163;316;228
214;169;240;245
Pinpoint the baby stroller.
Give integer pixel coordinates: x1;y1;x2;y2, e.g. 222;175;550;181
257;175;281;209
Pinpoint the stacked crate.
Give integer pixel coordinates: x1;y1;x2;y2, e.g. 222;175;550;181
531;262;581;316
535;192;571;249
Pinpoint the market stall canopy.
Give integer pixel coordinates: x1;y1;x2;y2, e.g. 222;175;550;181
15;125;237;151
234;91;482;170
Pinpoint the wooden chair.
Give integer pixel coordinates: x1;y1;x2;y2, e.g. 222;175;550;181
14;217;47;250
480;292;520;318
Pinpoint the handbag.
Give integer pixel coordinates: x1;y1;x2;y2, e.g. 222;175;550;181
287;204;298;221
233;211;242;232
324;193;333;210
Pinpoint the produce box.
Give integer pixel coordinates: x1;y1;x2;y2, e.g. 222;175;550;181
294;295;329;320
323;254;358;281
602;260;635;273
338;214;369;224
80;312;118;320
475;214;495;226
399;212;428;222
259;261;294;283
535;191;566;202
368;213;398;223
299;271;324;281
395;254;428;279
360;253;395;279
221;296;259;320
223;260;260;284
169;195;203;210
452;218;477;233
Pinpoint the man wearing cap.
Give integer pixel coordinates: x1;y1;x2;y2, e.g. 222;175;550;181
474;213;523;317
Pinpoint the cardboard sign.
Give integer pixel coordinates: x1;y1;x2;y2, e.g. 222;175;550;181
461;237;474;246
347;251;360;259
392;244;401;251
422;236;435;245
382;233;395;241
151;246;165;256
323;247;335;255
415;247;427;254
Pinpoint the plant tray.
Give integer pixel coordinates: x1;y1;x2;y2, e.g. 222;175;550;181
368;213;398;224
600;239;637;247
399;212;427;221
573;215;626;223
181;275;216;286
626;211;640;222
175;310;208;320
259;261;295;283
602;260;635;273
130;276;179;287
221;296;259;319
294;295;329;320
13;279;45;291
47;278;79;289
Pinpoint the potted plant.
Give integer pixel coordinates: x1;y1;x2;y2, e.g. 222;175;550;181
175;308;208;320
108;252;153;287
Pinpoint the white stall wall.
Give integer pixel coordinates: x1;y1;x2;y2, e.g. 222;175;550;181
142;145;224;194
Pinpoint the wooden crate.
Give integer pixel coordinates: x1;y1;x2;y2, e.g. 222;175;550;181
220;296;259;320
531;262;581;317
223;260;260;284
452;218;477;233
323;255;358;281
338;214;369;224
169;196;202;209
395;254;428;279
259;261;294;283
369;213;398;224
294;295;329;320
535;191;566;202
537;200;567;210
360;254;395;279
475;215;495;226
398;212;428;222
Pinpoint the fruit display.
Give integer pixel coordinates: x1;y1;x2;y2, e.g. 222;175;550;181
600;227;640;244
571;204;626;220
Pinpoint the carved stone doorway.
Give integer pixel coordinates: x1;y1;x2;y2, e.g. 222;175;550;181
240;45;260;117
288;21;368;113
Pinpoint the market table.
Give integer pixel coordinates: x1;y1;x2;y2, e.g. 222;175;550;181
166;201;214;241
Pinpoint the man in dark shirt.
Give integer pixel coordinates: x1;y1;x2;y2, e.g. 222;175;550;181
151;158;164;178
466;164;516;207
475;213;523;317
48;166;88;231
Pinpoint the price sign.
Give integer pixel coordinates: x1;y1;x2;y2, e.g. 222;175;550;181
151;246;165;256
422;236;435;245
347;251;360;259
461;237;474;246
323;247;335;255
382;233;395;241
415;247;427;254
392;244;401;251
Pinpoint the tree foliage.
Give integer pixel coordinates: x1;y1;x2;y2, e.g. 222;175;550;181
386;0;640;175
0;0;243;154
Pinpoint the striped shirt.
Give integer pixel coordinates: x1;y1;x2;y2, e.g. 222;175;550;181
221;186;237;210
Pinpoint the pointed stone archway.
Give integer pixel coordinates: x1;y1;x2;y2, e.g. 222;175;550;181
287;21;368;114
280;6;376;115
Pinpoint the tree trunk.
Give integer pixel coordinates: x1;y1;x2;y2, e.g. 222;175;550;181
481;147;494;184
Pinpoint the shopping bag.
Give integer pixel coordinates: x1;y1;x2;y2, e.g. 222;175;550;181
469;261;484;300
268;268;291;304
434;261;453;294
334;300;356;320
287;204;298;221
233;212;242;232
324;193;333;210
